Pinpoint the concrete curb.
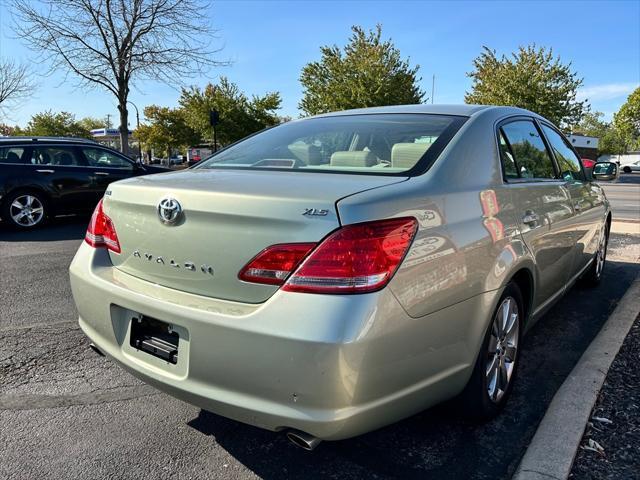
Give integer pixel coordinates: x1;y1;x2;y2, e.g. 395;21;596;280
611;221;640;235
512;274;640;480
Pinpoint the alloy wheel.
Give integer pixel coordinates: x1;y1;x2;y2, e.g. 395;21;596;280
9;195;45;227
486;296;519;403
595;229;607;279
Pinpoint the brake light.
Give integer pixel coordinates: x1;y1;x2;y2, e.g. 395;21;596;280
283;217;417;294
238;243;317;285
84;199;121;253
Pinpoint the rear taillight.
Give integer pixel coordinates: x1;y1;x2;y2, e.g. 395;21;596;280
239;217;418;294
84;198;121;254
238;243;317;285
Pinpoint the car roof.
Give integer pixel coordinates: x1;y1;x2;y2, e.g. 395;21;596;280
0;136;100;145
306;104;541;119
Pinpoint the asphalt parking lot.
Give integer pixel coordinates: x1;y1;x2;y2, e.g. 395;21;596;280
1;190;639;480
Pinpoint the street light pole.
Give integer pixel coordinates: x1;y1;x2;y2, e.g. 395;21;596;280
127;100;143;162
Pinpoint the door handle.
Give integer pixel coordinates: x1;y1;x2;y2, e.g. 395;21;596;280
93;172;110;176
36;169;55;173
522;211;540;226
574;202;583;212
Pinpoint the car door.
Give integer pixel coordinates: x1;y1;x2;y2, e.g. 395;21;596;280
25;145;95;214
498;118;576;311
80;147;136;203
539;123;606;277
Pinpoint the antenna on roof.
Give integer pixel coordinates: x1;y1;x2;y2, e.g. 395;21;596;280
431;75;435;105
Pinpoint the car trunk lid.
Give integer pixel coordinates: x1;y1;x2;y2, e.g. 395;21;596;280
104;169;406;303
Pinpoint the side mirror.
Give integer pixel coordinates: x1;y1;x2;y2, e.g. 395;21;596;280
592;162;618;181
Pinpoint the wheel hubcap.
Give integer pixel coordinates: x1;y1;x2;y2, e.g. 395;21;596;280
595;230;607;278
9;195;44;227
486;296;519;403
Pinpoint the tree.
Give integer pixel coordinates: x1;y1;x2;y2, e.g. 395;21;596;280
179;77;282;146
465;45;588;128
299;25;425;116
13;0;226;155
569;111;626;156
613;87;640;151
20;110;93;138
0;57;36;119
136;106;200;158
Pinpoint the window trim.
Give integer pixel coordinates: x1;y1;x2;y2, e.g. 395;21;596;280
495;115;561;183
536;119;588;183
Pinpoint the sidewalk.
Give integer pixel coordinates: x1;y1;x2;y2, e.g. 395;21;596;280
569;313;640;479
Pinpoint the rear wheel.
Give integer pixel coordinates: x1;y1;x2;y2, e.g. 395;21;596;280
458;282;523;419
623;166;631;173
580;223;609;286
2;190;48;229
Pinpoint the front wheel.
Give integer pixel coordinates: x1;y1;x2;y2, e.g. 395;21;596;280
2;191;48;229
458;282;523;419
623;166;631;173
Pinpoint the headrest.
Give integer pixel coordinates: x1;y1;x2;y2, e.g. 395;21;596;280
288;143;322;165
330;150;377;167
391;142;432;169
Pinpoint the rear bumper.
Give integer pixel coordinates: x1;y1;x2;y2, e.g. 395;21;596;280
70;242;497;440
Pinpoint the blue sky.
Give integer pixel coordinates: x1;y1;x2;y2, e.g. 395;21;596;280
0;0;638;126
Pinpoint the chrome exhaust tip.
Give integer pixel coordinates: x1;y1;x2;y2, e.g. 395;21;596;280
286;429;322;451
89;343;105;357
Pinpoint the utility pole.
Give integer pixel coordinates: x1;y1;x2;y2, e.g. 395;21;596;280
127;101;143;162
105;113;112;128
209;110;220;152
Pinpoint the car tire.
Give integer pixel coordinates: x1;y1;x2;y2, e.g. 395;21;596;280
1;190;49;229
580;222;609;287
457;282;524;420
623;166;631;173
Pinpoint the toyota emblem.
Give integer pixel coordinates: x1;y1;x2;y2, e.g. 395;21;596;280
158;197;182;225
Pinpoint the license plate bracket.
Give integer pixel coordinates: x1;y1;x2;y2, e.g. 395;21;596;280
130;316;179;364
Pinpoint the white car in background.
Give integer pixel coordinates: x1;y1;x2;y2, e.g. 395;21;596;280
622;160;640;173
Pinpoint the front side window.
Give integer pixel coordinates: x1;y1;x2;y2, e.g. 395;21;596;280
83;148;132;169
0;147;25;164
500;120;556;180
541;125;584;181
30;147;81;166
197;114;462;175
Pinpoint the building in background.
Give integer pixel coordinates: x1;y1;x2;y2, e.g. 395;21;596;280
567;134;599;161
91;128;138;158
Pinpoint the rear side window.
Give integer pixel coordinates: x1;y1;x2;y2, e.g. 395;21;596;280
541;125;585;181
498;130;518;179
501;120;556;180
83;148;132;169
30;147;81;166
0;147;25;164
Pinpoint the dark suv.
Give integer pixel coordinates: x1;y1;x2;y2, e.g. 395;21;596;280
0;137;169;228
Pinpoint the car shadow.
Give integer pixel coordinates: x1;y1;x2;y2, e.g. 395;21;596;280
0;215;89;242
185;256;640;480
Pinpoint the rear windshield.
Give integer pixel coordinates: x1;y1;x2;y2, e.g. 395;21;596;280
196;114;463;175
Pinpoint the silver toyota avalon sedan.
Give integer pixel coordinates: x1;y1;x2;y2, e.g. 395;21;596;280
70;105;611;449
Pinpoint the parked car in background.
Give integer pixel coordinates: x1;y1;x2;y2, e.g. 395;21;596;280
622;160;640;173
0;137;170;228
70;105;611;449
581;158;596;177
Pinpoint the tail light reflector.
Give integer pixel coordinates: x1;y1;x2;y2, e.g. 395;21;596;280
85;198;121;253
238;243;317;285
